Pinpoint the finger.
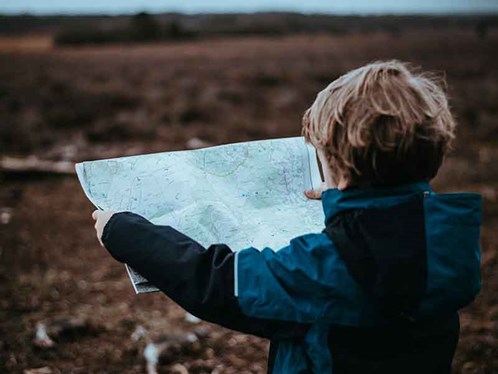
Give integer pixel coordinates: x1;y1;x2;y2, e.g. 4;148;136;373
92;210;99;220
304;189;322;200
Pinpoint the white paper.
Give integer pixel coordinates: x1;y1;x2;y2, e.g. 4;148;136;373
76;136;324;293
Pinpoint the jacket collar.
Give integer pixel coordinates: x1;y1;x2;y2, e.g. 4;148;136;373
321;181;432;225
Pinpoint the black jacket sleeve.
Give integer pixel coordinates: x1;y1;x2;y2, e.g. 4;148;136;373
102;212;309;340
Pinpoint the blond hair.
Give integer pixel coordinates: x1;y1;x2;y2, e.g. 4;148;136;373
302;60;456;186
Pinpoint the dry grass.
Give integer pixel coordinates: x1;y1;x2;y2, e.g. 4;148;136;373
0;35;53;53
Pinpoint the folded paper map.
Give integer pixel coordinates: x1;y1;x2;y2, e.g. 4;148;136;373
76;136;324;293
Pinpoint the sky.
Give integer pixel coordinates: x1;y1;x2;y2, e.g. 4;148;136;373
1;0;498;15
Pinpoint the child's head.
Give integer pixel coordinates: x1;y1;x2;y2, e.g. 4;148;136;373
302;60;456;187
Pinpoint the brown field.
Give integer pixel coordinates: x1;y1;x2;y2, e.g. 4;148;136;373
0;35;53;53
1;28;497;373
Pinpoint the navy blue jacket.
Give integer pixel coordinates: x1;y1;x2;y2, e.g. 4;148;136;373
102;181;481;373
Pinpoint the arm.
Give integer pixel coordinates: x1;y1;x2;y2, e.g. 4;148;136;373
101;212;309;340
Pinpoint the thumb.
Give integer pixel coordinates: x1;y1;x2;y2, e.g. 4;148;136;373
92;210;99;221
305;182;326;200
304;188;322;200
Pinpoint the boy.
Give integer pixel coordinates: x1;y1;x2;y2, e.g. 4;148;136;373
92;60;481;373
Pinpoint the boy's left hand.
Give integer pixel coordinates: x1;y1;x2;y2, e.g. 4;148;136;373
304;182;326;200
92;210;116;247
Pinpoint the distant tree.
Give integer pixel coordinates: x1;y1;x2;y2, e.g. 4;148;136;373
131;12;161;41
163;20;198;40
165;21;182;39
476;21;489;39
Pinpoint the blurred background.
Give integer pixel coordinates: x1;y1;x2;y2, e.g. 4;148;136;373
1;1;497;373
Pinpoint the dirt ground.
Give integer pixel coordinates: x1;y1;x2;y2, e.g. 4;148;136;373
1;29;497;373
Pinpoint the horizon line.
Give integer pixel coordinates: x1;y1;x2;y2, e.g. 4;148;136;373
1;9;498;17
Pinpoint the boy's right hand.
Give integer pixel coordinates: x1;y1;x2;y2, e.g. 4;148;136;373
304;182;326;200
